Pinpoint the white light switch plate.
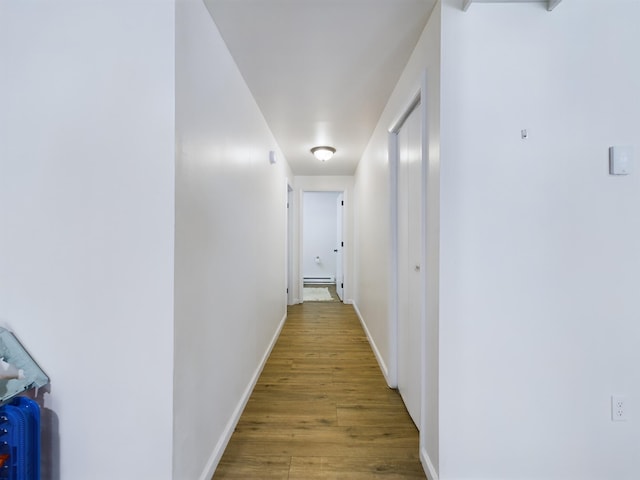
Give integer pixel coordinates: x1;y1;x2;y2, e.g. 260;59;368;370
609;146;633;175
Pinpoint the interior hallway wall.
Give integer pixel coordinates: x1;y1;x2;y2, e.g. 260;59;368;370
0;2;176;479
353;3;441;477
439;1;640;478
175;1;293;478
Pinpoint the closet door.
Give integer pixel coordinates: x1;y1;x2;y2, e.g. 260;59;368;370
396;104;422;428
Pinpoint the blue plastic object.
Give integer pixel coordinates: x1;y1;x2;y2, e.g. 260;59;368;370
0;397;40;480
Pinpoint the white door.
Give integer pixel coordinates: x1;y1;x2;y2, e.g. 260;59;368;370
397;104;422;428
335;193;344;301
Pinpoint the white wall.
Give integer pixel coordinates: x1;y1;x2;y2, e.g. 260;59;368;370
439;1;640;479
302;192;340;280
292;176;354;304
174;1;292;478
0;2;175;479
353;3;441;477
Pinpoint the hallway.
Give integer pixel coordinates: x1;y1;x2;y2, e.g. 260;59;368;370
213;302;426;479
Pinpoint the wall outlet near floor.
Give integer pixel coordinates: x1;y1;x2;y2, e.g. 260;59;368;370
611;395;627;422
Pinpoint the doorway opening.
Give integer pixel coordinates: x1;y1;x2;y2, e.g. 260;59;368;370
301;191;344;303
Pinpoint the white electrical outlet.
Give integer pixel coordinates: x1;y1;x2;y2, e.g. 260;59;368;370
611;395;627;421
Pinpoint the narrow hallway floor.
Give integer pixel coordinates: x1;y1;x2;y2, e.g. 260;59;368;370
213;301;426;479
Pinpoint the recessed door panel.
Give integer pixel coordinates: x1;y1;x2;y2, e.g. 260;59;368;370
397;104;422;428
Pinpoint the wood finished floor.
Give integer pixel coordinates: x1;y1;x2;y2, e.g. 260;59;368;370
213;301;426;479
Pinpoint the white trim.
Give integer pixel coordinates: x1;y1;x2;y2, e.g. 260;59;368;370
420;446;439;480
418;71;430;436
198;312;288;480
462;0;563;12
387;130;399;388
286;181;294;305
390;84;427;419
299;188;348;303
351;301;391;386
387;89;421;390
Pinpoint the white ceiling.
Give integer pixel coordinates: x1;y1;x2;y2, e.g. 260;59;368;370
204;0;437;175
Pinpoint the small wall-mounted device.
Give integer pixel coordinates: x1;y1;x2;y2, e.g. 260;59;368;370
0;328;49;406
609;146;633;175
269;150;277;165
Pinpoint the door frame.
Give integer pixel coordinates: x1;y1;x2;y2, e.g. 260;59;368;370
299;189;347;303
388;87;428;390
388;76;428;409
389;71;439;478
392;94;423;427
335;192;344;301
286;182;294;305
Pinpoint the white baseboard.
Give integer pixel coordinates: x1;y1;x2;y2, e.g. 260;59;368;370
420;446;439;480
198;312;288;480
350;301;390;385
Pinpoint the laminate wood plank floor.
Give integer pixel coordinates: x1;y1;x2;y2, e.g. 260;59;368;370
213;301;426;479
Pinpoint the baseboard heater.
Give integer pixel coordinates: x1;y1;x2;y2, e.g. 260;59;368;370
303;276;335;284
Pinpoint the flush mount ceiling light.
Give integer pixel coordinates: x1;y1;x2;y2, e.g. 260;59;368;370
310;146;336;162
